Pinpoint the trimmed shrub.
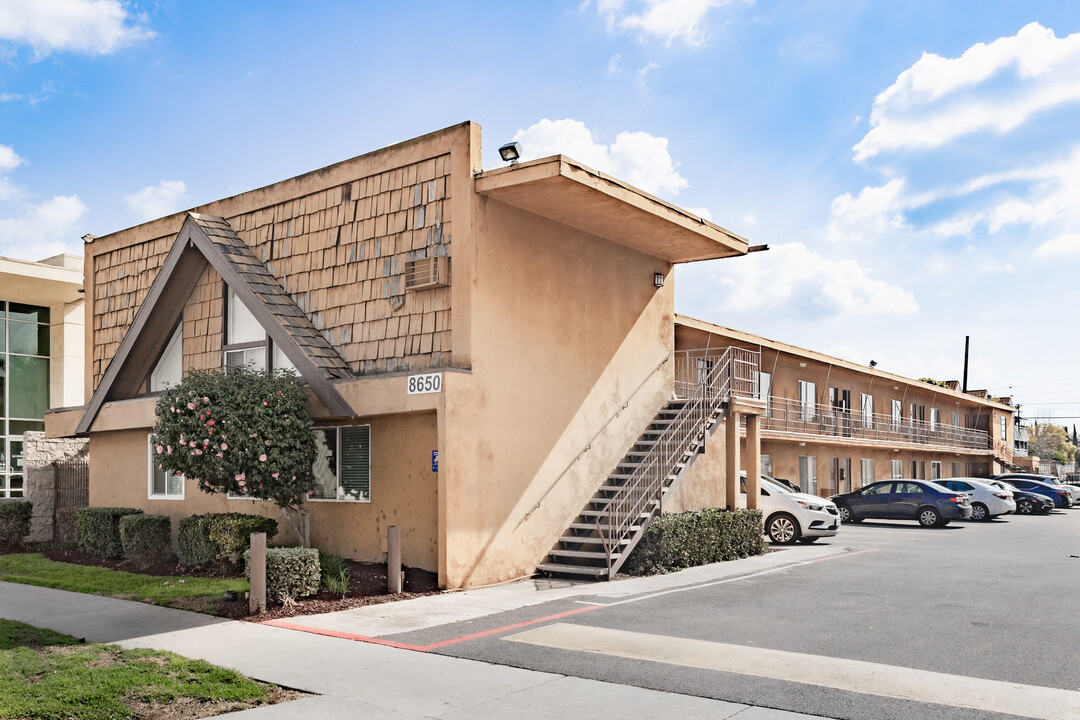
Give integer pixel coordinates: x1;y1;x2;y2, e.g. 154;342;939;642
245;546;320;604
0;500;33;547
119;514;172;565
319;551;351;598
76;507;143;557
621;508;766;576
178;513;279;568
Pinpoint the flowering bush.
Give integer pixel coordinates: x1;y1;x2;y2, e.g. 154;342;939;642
152;366;317;544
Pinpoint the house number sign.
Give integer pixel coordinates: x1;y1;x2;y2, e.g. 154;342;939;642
407;372;443;395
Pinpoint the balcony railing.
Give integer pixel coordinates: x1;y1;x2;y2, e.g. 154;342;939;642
760;397;991;451
674;347;760;400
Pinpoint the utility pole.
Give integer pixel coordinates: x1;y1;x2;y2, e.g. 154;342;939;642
962;336;970;393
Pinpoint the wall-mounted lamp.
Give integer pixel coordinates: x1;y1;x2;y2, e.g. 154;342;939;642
869;360;878;368
499;141;522;164
82;233;96;244
653;272;665;288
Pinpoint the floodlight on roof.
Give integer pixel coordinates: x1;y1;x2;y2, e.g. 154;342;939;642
499;141;522;164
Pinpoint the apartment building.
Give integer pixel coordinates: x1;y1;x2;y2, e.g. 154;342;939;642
47;122;762;588
0;254;85;498
675;317;1017;496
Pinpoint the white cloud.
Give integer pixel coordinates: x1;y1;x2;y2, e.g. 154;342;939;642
824;179;909;243
0;194;88;259
635;61;660;83
713;242;918;318
607;53;622;73
0;0;154;57
513;118;688;196
592;0;744;48
854;23;1080;162
1034;233;1080;258
0;144;23;173
124;180;189;220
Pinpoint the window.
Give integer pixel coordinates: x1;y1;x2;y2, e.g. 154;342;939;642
148;435;184;499
761;453;773;478
150;323;183;391
891;459;902;478
930;461;942;480
860;393;873;429
759;371;771;417
309;426;371;502
895;482;923;495
798;455;817;494
951;462;962;477
860;458;875;486
863;483;893;495
952;412;960;428
831;457;852;494
798;381;816;422
1;302;50;498
1000;416;1007;441
891;400;902;431
929;408;939;432
224;287;296;374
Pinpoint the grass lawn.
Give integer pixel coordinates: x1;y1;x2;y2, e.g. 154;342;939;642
0;554;248;613
0;619;273;719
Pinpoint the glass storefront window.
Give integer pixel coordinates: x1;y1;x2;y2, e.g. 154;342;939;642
8;303;49;323
9;355;48;418
8;321;49;356
1;301;51;497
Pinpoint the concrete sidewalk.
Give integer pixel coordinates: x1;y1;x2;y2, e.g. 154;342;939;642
1;548;844;719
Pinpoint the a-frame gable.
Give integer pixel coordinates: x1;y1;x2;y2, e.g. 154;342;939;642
76;213;353;433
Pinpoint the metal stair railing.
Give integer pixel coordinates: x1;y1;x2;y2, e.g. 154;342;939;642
596;347;759;574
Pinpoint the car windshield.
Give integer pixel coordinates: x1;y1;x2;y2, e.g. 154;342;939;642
761;477;790;494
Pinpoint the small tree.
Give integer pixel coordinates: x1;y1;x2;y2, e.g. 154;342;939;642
1028;423;1078;465
152;366;317;546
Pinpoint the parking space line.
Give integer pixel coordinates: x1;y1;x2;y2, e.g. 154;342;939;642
505;623;1080;720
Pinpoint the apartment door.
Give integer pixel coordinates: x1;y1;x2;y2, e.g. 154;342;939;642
829;388;852;436
831;457;852;494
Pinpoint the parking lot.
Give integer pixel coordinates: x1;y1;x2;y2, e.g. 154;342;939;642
388;509;1080;720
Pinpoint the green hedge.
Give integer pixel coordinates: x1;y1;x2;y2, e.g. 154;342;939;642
244;547;320;604
177;513;279;568
621;508;766;576
0;500;32;546
119;514;172;565
75;507;143;558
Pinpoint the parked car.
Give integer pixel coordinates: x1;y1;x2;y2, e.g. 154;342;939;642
988;480;1054;514
741;474;840;545
829;480;973;527
937;478;1016;521
994;477;1074;508
995;473;1080;504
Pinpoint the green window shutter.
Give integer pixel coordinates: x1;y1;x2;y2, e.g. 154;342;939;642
340;425;371;501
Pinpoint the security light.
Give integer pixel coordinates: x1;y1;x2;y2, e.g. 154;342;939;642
499;141;522;163
869;360;878;368
653;272;665;288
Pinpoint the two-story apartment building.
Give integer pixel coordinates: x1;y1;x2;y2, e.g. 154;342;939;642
675;317;1016;496
47;122;764;588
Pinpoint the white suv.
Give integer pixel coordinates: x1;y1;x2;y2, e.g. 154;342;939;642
742;474;841;545
937;477;1016;520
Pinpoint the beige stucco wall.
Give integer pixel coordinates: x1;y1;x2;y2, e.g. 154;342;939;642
664;419;729;512
439;195;675;588
89;411;439;572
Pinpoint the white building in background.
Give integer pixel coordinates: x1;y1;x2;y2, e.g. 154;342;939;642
0;253;84;497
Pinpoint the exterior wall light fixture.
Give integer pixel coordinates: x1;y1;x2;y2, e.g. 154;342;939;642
653;272;665;288
869;360;878;368
499;141;522;164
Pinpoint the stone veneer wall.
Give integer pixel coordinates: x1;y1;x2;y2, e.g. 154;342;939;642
23;431;89;542
91;153;453;388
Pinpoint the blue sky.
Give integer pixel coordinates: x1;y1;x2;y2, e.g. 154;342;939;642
2;0;1080;421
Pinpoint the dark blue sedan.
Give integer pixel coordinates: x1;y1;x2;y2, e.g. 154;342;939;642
829;480;973;527
995;478;1073;508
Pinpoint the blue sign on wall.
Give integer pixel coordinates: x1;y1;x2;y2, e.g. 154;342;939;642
432;450;439;472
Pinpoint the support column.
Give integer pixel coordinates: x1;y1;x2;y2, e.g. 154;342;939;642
725;410;740;509
745;414;762;511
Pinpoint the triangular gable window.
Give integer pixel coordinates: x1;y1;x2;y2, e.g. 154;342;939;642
224;286;296;374
149;323;183;391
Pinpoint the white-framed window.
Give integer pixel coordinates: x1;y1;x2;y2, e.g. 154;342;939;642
1000;416;1007;441
860;393;873;429
952;461;962;477
890;459;902;479
931;461;942;480
148;434;184;499
952;411;960;428
761;453;773;478
929;408;940;431
150;323;183;391
309;426;371;502
798;455;817;494
891;400;902;431
798;380;816;422
759;371;772;417
860;458;875;486
224;287;296;374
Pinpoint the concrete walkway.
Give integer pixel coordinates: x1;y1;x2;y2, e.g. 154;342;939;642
1;547;845;719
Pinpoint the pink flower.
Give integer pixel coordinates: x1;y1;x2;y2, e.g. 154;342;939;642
238;480;246;488
263;401;269;406
235;473;246;482
259;454;267;462
221;443;228;450
189;441;196;448
170;407;176;413
202;397;209;403
155;445;163;454
195;449;203;455
216;452;223;458
272;472;280;478
250;433;257;438
187;402;195;410
166;446;173;455
208;419;215;426
264;440;270;446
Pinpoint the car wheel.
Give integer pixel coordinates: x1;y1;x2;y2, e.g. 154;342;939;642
918;506;941;527
837;504;861;523
766;513;800;544
798;537;819;544
971;502;989;521
1017;498;1034;514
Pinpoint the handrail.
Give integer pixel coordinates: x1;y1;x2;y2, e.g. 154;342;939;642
596;347;760;572
760;397;992;451
518;353;671;525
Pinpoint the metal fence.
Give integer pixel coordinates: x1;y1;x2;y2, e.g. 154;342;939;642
52;459;89;542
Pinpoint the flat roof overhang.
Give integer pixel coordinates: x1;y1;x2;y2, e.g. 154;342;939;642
0;257;83;306
475;156;749;263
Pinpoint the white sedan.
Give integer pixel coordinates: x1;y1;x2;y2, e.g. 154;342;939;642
937;477;1016;521
743;474;841;544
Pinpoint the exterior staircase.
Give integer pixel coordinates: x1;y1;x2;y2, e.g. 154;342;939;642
538;347;758;580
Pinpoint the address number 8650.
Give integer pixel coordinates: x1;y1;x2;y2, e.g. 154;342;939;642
407;373;443;395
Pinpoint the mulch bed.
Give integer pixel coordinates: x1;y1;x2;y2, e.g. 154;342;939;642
7;543;441;621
